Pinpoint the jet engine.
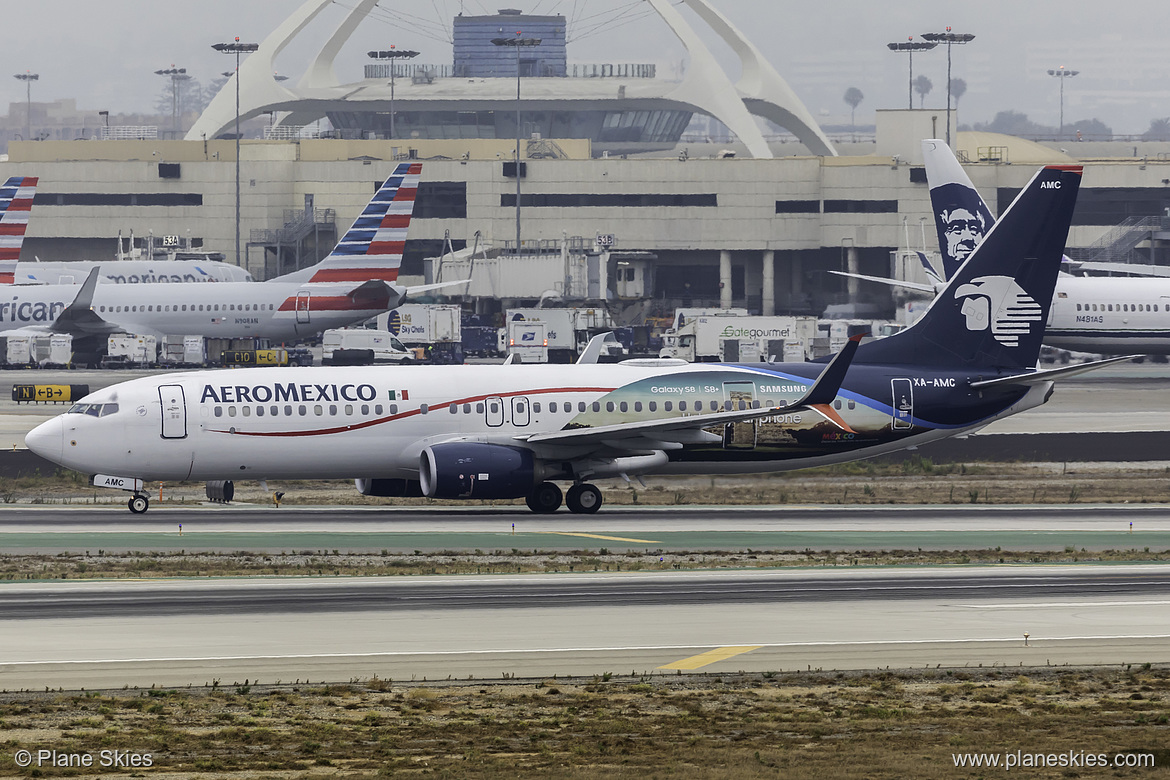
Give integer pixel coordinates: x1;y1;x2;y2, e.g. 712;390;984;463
419;442;536;499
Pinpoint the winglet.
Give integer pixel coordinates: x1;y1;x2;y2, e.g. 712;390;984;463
792;332;863;407
50;268;119;335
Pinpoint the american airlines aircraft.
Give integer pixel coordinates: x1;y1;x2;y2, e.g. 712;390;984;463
839;140;1170;356
0;177;251;284
26;165;1132;514
0;162;431;344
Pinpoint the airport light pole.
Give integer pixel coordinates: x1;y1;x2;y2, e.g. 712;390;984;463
13;72;38;142
154;67;191;138
887;38;937;110
367;47;419;140
920;28;974;147
491;32;541;255
1047;66;1079;138
212;39;259;269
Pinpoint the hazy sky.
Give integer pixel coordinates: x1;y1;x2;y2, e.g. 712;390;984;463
4;1;1168;135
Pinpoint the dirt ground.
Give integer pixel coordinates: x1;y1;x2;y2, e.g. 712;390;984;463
1;667;1168;778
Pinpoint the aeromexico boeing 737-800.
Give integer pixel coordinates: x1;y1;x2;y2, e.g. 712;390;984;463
27;165;1132;514
0;163;434;343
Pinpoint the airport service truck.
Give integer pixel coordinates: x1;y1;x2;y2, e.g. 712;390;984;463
659;315;819;362
321;329;414;365
501;307;622;363
373;304;462;363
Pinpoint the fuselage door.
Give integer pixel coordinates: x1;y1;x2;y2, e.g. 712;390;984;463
511;396;530;427
891;378;913;430
721;380;757;449
295;291;311;324
485;396;504;427
158;384;188;439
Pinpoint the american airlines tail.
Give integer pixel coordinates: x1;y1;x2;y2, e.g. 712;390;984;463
273;162;421;285
857;164;1083;370
0;176;37;284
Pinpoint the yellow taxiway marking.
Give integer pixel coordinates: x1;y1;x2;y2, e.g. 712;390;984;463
658;645;764;670
547;532;661;544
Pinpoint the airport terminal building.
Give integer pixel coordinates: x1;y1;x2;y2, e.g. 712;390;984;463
5;1;1170;321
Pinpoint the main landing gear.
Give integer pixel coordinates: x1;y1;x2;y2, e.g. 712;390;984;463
128;494;149;514
566;483;602;514
524;482;604;514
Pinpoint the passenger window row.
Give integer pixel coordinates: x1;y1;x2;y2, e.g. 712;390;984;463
98;303;277;314
212;403;391;419
1076;303;1157;312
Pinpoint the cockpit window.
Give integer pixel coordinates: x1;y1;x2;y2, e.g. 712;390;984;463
66;403;118;417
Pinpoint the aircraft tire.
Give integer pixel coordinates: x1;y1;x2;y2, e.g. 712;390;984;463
128;495;149;514
566;483;602;514
526;482;563;513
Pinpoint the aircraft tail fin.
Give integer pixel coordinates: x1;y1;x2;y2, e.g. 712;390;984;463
856;164;1083;370
0;176;37;284
274;162;421;285
923;139;995;281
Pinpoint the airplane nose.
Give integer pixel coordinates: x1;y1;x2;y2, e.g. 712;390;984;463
25;417;64;464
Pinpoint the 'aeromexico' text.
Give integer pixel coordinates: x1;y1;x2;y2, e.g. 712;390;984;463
200;383;377;404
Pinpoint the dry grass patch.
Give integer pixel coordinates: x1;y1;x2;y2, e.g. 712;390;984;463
1;667;1169;778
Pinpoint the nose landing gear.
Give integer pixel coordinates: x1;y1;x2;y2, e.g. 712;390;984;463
128;494;149;514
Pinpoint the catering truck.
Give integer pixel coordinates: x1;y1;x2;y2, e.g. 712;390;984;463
659;314;819;362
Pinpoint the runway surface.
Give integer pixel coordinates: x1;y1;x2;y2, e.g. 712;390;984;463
2;504;1169;552
2;566;1168;690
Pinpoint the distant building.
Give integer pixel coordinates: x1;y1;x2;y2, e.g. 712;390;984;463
186;0;836;159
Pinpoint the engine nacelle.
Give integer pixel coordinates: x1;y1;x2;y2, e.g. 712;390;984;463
354;478;423;497
419;442;535;499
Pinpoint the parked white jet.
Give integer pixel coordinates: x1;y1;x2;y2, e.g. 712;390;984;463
0;163;431;343
27;165;1133;514
837;140;1170;356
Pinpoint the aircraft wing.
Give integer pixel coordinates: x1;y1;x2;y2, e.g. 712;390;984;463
346;278;471;311
519;334;864;448
968;355;1138;389
49;268;121;336
828;270;936;294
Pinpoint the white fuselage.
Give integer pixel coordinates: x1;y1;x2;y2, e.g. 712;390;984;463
17;260;252;285
1047;275;1170;354
25;362;1049;485
0;280;385;341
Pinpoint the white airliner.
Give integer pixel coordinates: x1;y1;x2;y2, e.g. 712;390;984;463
837;140;1170;356
26;165;1133;514
0;177;252;284
17;258;253;285
0;163;435;344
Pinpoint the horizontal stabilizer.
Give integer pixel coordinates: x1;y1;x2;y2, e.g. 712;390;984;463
828;269;935;294
968;355;1138;389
